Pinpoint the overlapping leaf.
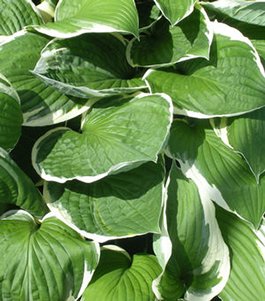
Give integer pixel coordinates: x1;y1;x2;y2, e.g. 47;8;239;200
0;0;43;36
0;210;100;301
202;0;265;27
154;0;197;25
33;33;146;98
83;245;161;301
136;0;161;31
44;160;164;242
127;6;212;67
0;148;48;218
0;30;89;126
144;22;265;117
153;163;230;300
214;107;265;182
166;118;265;228
31;0;139;38
216;207;265;301
0;74;22;151
32;93;173;183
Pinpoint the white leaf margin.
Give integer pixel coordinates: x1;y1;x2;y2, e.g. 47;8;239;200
127;5;213;68
32;92;173;184
153;163;230;300
143;21;265;118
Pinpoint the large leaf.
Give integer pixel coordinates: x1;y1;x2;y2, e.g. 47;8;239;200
31;0;139;38
44;160;164;242
0;30;90;126
32;93;173;183
216;206;265;301
127;6;213;68
82;245;161;301
166;118;265;228
0;210;100;301
33;33;146;98
0;74;23;151
154;0;197;25
144;21;265;118
0;148;48;218
202;0;265;27
153;162;230;300
0;0;43;36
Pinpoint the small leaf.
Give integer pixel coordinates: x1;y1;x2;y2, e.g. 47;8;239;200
166;118;265;228
153;162;230;300
216;206;265;301
0;210;100;301
136;0;161;31
32;93;173;183
33;33;146;98
144;22;265;117
0;30;89;126
154;0;197;25
31;0;139;38
0;0;43;35
82;245;162;301
0;74;22;151
0;148;48;218
44;160;164;242
127;6;213;67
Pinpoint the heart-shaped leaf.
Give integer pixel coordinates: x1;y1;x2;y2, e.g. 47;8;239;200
82;245;162;301
0;74;22;151
216;207;265;301
153;162;230;300
0;0;43;36
44;160;164;242
32;93;173;183
0;148;48;218
127;6;213;67
166;118;265;228
31;0;139;39
154;0;197;25
33;33;146;98
0;210;100;301
144;22;265;117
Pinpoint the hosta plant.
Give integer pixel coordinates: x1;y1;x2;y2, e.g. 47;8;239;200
0;0;265;300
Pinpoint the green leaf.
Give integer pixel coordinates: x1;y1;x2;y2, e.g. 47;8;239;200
154;0;197;25
153;162;230;300
223;107;265;182
31;0;139;38
32;93;173;183
144;21;265;117
202;0;265;27
0;148;48;219
33;33;146;98
216;206;265;301
136;0;161;31
0;0;43;35
44;160;164;242
0;74;23;151
166;118;265;228
0;210;100;301
127;6;212;67
0;30;90;126
82;245;162;301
